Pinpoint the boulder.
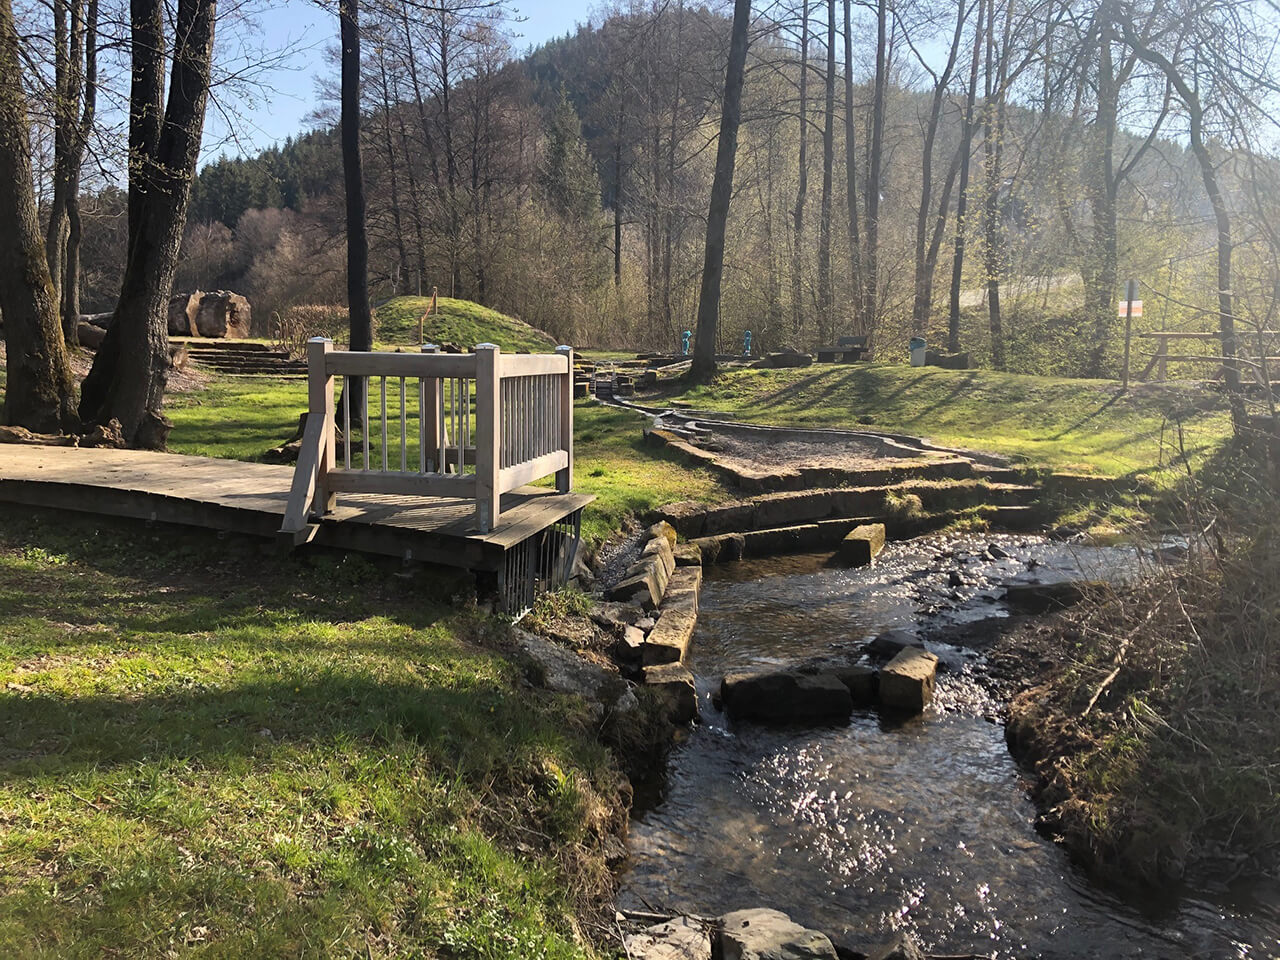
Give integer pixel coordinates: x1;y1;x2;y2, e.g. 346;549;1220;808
673;542;704;567
656;501;709;538
642;535;678;581
1003;580;1105;613
720;670;853;724
865;933;925;960
194;290;252;337
590;601;643;633
616;625;646;662
822;663;877;705
644;662;699;724
717;908;839;960
753;352;815;369
865;629;923;660
76;320;106;349
511;628;636;720
834;523;886;567
647;520;679;549
167;292;201;335
625;917;712;960
877;647;938;713
610;566;664;610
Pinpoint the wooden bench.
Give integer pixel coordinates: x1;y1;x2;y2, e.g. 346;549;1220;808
816;336;868;363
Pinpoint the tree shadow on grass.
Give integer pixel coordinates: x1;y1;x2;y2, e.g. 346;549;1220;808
0;670;591;785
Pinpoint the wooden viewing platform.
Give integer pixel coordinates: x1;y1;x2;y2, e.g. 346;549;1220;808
0;340;593;612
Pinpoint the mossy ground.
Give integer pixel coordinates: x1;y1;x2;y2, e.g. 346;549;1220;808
0;509;625;958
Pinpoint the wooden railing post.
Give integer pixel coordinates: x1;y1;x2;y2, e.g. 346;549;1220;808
556;345;574;493
474;343;501;533
421;343;443;472
309;337;336;514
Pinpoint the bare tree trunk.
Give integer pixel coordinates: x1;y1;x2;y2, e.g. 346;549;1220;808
862;0;887;331
1122;24;1244;431
376;51;408;294
790;0;810;340
79;0;215;447
339;0;372;428
911;0;967;336
842;0;861;336
981;0;1011;371
948;0;984;352
44;0;71;312
816;0;836;344
61;0;97;346
690;0;751;381
0;0;78;432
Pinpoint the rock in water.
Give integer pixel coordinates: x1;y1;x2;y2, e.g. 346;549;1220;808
878;647;939;713
720;670;853;724
625;917;711;960
717;908;839;959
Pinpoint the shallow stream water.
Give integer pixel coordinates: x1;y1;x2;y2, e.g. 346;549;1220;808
618;536;1280;958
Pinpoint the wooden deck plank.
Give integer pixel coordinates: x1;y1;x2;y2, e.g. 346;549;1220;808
0;445;591;570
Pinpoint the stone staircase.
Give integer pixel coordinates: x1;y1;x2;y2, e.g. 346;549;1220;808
177;339;308;377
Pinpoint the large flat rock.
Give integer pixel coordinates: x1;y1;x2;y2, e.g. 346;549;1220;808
720;670;853;724
625;917;711;960
717;908;838;959
643;566;703;666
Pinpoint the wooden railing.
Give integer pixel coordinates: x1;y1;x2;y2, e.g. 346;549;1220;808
280;338;574;541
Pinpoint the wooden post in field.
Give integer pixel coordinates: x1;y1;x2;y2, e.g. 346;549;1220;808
474;343;501;533
309;337;336;513
556;345;574;493
418;286;438;347
1121;278;1138;391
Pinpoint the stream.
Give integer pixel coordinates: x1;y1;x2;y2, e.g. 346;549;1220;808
617;535;1280;958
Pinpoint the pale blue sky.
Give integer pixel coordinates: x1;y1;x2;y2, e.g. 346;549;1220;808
208;0;594;158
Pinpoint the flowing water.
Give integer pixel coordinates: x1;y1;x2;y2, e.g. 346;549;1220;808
618;535;1280;959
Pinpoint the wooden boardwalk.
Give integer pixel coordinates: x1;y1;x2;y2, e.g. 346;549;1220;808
0;445;591;572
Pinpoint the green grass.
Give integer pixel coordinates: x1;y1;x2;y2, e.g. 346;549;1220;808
0;510;624;958
373;297;557;353
664;364;1233;478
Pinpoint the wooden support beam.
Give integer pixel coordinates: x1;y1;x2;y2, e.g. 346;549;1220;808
474;344;502;533
556;345;574;494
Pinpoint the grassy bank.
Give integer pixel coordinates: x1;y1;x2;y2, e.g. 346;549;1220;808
0;510;626;958
166;378;729;546
662;365;1232;478
1007;451;1280;890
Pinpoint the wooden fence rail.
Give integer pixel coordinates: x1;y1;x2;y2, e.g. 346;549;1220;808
281;339;574;541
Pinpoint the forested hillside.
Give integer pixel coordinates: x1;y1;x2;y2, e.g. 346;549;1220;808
60;1;1280;384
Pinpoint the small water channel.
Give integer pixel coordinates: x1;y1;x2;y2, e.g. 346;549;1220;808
618;535;1279;958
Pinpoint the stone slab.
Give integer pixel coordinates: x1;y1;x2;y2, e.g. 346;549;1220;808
878;647;939;712
834;523;886;566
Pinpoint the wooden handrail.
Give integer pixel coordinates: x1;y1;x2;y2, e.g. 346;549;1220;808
280;339;575;540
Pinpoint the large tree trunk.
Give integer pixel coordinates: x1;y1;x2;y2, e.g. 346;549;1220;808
816;0;836;344
790;0;810;340
0;0;79;432
44;0;72;318
340;0;372;422
842;0;861;336
948;0;984;352
862;0;888;330
79;0;215;447
689;0;751;381
981;0;1011;371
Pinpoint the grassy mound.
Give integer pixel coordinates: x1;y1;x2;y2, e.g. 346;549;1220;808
0;511;624;957
375;297;557;353
665;364;1232;478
